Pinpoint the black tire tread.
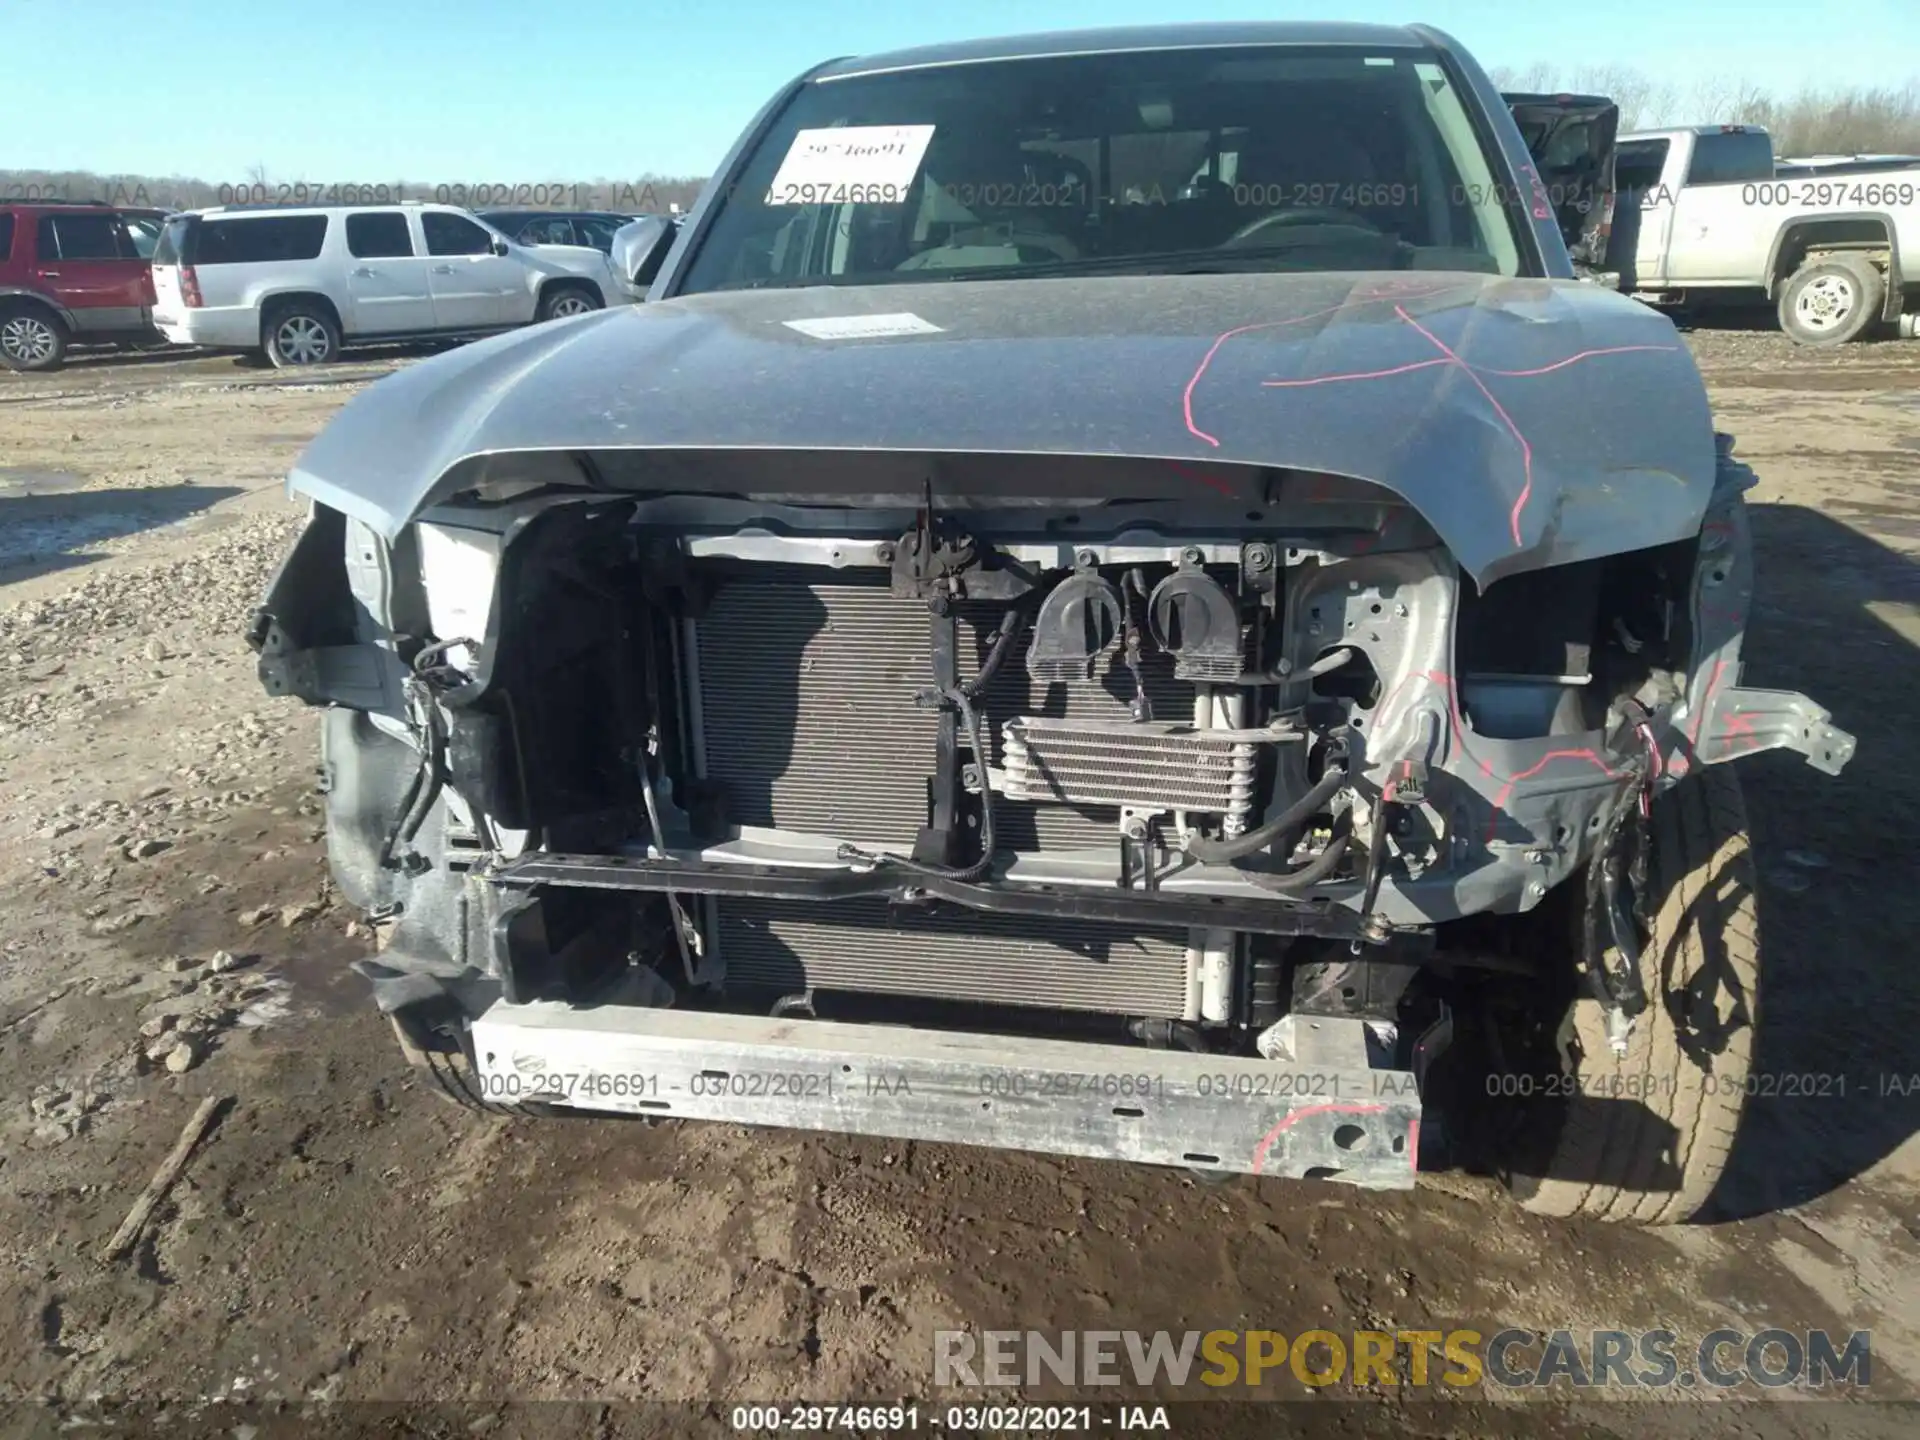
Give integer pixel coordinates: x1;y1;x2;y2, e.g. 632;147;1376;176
0;302;69;373
261;302;339;368
537;283;601;322
1778;253;1885;346
1514;766;1757;1224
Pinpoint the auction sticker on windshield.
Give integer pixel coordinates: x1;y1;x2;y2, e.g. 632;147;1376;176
782;313;945;340
765;124;936;206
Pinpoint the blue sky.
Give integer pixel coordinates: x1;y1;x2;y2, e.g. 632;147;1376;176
8;0;1918;179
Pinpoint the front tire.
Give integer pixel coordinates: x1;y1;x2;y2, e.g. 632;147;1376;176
536;284;601;323
1778;254;1884;345
1504;767;1759;1224
263;303;341;368
0;305;69;371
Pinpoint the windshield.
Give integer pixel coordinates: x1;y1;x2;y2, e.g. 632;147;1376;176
680;45;1527;292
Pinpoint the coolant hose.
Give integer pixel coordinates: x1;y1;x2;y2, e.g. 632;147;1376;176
1183;764;1348;865
1241;811;1356;893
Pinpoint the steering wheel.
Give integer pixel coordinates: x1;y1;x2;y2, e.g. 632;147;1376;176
1226;206;1385;245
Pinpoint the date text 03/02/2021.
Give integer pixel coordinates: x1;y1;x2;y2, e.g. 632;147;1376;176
202;180;670;209
473;1068;1420;1104
728;1404;1173;1432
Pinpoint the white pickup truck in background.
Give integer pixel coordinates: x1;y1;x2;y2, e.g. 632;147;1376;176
1610;124;1920;343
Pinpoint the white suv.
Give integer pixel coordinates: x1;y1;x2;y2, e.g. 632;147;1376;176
150;204;636;367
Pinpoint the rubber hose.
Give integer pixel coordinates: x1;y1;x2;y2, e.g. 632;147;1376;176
1240;811;1356;893
1183;764;1348;864
961;609;1023;699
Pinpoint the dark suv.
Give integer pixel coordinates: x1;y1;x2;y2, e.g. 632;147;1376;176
0;201;167;371
474;210;641;254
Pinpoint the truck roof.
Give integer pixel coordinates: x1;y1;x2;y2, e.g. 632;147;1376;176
813;21;1439;80
1621;125;1770;140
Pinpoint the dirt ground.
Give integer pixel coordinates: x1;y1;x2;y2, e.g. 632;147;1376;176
0;323;1916;1438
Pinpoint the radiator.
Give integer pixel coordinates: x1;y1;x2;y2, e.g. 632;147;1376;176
694;573;1199;852
693;572;1199;1016
716;897;1193;1018
695;573;937;849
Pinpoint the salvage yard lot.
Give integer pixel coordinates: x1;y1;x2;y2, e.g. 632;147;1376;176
0;328;1917;1431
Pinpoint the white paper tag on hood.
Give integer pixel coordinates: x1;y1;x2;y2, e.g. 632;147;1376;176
766;124;936;205
782;313;945;340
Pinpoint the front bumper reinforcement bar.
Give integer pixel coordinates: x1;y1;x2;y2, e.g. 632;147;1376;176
486;852;1368;940
468;1003;1423;1185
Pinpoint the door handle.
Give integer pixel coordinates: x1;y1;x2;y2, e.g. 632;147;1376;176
39;269;62;277
431;264;455;274
352;266;376;277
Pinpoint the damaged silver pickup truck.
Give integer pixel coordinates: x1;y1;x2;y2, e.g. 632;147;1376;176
250;22;1855;1224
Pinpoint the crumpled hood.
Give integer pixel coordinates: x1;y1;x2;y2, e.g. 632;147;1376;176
289;268;1717;586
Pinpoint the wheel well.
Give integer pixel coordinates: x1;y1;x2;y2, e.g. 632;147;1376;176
259;291;344;341
538;277;603;309
0;293;66;326
1769;217;1894;296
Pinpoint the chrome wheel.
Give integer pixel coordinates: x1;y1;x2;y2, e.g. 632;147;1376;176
1793;273;1856;334
547;292;595;318
1;314;59;366
272;314;334;364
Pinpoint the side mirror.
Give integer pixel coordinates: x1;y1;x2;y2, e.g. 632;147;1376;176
610;215;680;291
490;237;510;257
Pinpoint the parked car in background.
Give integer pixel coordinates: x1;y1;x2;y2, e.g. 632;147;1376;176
1613;124;1920;343
1505;93;1619;285
118;207;174;259
149;203;638;368
0;200;167;371
476;210;643;254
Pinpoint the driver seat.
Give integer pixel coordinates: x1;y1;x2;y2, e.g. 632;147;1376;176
1234;128;1380;204
907;130;1080;263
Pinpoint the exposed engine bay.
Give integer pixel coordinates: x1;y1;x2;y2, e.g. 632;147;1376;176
253;442;1854;1188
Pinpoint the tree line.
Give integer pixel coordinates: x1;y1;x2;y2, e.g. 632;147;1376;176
0;168;709;214
8;72;1920;211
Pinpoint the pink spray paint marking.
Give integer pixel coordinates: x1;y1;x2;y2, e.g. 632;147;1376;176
1250;1102;1391;1175
1183;283;1678;547
1180;280;1472;447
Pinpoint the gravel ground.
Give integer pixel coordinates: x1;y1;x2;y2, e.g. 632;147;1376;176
0;321;1916;1437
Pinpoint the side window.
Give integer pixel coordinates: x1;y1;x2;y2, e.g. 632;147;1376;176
575;216;623;250
121;217;161;259
347;212;414;258
44;213;124;260
195;215;329;264
0;212;14;262
423;212;494;256
1614;140;1671;199
527;218;577;245
1684;131;1773;186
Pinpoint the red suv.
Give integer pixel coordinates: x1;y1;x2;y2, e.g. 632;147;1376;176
0;201;169;371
